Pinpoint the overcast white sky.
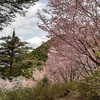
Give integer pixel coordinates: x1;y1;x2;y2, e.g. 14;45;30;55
0;0;49;48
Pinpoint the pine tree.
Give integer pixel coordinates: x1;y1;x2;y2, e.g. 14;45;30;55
0;29;33;79
0;0;38;30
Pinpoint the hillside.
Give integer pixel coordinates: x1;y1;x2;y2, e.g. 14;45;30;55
29;39;52;70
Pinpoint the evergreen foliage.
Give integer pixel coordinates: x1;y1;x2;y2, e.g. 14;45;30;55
0;0;38;30
0;30;33;79
31;42;50;62
30;40;51;70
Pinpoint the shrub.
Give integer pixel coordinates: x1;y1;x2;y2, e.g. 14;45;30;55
0;78;79;100
78;69;100;100
32;79;70;100
66;81;78;91
0;89;7;100
5;87;31;100
0;87;34;100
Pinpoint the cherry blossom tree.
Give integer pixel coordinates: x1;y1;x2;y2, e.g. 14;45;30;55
43;37;84;82
37;0;100;82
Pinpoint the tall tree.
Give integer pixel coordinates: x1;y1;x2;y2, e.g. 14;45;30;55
0;0;38;30
38;0;100;82
0;29;32;79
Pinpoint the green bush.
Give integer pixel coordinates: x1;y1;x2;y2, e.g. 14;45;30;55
5;87;29;100
0;78;81;100
0;87;33;100
32;79;70;100
66;81;78;91
0;82;70;100
0;89;7;100
78;69;100;100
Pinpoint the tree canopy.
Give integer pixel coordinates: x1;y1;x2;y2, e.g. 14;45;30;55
38;0;100;82
0;0;38;30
